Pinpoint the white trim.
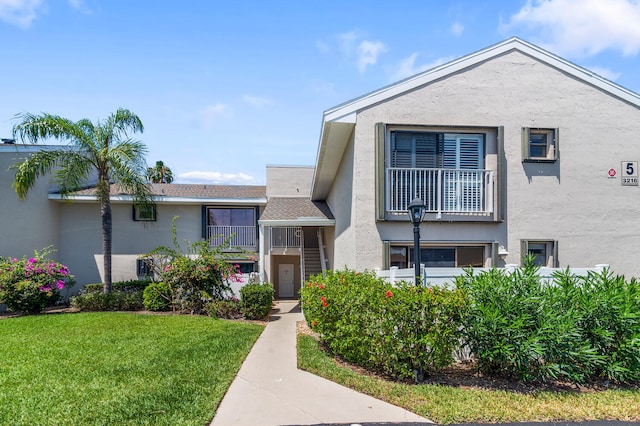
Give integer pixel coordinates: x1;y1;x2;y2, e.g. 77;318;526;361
0;144;71;153
48;193;268;204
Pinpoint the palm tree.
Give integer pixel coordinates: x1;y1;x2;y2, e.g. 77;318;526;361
12;108;152;293
147;160;174;183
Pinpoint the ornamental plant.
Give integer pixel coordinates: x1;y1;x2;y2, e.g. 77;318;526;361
143;216;243;314
0;248;74;314
301;269;468;381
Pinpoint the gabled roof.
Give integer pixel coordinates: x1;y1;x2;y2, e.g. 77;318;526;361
259;197;334;226
49;183;267;205
311;37;640;199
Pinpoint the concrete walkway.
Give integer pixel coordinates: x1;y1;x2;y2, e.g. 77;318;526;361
211;300;431;426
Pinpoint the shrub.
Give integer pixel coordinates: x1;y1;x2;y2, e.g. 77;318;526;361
0;248;74;314
457;262;640;384
71;291;143;311
83;279;151;294
206;297;242;319
301;269;468;380
240;283;274;320
143;216;243;313
143;282;171;311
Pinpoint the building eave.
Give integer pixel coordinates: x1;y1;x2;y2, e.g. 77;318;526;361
258;218;336;227
48;193;268;205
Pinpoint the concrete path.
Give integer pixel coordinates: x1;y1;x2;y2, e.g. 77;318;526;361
211;300;431;426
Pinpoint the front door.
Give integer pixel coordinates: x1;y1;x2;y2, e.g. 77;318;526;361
278;263;295;298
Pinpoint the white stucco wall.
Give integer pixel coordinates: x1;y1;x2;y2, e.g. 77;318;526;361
325;50;640;277
266;165;315;198
58;202;203;288
0;147;60;261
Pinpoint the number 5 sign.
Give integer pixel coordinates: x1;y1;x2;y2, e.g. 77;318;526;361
621;161;639;186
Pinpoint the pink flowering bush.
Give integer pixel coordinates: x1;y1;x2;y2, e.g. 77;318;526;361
0;248;74;314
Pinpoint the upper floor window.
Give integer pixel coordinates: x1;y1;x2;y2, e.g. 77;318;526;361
389;131;484;170
133;204;156;221
522;128;558;162
208;208;254;227
206;207;257;249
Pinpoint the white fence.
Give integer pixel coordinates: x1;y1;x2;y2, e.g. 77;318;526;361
375;264;611;287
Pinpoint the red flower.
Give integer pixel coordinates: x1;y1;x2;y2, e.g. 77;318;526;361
319;284;325;290
385;290;393;298
321;296;328;307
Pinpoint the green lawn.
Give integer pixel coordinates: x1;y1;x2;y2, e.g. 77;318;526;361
298;334;640;425
0;312;263;426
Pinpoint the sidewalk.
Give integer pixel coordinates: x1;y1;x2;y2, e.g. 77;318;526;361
211;300;431;426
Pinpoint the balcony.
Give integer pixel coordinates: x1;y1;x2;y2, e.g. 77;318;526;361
387;168;494;216
207;226;257;250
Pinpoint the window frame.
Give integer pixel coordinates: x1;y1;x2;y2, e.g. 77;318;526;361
136;258;153;278
522;127;558;163
389;244;486;268
132;204;157;221
520;239;558;267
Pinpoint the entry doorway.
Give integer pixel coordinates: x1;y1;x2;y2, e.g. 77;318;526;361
278;263;295;298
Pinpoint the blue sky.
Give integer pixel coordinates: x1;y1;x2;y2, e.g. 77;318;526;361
2;0;640;185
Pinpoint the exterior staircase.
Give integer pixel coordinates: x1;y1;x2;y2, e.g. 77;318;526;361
303;247;322;281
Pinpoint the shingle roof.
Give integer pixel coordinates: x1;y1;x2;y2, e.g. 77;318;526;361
260;197;334;221
63;183;267;200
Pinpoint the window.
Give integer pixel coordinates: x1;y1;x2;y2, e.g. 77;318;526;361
390;131;484;170
133;204;156;221
521;240;557;267
136;258;153;277
234;262;256;273
522;128;558;162
205;207;257;248
207;208;254;227
391;245;485;268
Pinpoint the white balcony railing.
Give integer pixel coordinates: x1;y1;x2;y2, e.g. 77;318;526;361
208;226;257;248
270;227;302;249
387;168;494;215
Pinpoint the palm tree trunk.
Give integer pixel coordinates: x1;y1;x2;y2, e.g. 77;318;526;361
101;198;113;293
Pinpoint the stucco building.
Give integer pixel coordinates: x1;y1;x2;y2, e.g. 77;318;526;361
3;37;640;297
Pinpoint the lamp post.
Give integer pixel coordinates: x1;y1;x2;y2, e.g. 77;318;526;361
407;198;426;285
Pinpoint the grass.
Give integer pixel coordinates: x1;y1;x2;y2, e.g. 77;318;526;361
0;312;264;425
297;334;640;425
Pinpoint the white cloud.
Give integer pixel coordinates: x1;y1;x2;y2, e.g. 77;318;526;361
451;21;464;36
338;30;360;55
198;103;232;128
68;0;82;8
503;0;640;57
390;53;455;81
356;40;387;73
177;171;259;185
0;0;44;28
338;30;388;73
242;94;273;109
587;66;621;81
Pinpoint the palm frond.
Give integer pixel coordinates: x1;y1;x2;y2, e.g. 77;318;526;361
13;113;91;146
11;149;70;200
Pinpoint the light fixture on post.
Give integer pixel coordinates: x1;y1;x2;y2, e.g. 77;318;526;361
407;197;426;285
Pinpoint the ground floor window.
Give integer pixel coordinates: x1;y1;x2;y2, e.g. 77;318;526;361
521;240;557;267
233;262;257;274
390;245;485;268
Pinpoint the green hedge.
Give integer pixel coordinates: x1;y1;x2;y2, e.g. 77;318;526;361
301;269;468;380
240;283;274;320
71;291;143;311
143;282;171;311
457;264;640;384
83;279;151;294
